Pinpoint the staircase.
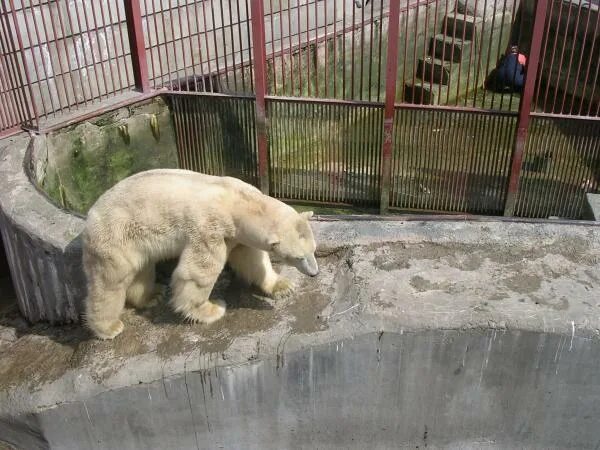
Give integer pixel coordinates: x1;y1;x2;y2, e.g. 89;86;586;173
404;12;504;105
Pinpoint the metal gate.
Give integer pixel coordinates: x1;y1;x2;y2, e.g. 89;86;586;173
1;0;598;219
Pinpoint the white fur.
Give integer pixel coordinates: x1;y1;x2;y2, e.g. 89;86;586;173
81;169;318;339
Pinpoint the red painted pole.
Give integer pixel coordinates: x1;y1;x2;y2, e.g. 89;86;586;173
504;0;549;216
250;0;270;194
379;0;402;214
124;0;150;93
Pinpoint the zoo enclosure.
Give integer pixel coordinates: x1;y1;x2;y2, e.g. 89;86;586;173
0;0;598;219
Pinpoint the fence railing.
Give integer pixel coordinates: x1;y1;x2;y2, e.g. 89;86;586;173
0;0;599;219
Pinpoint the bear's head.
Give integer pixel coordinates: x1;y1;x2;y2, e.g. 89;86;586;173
270;211;319;277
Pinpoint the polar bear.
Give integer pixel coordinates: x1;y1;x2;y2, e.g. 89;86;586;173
82;169;318;340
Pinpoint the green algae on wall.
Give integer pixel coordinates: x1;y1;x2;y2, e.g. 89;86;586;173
36;97;179;215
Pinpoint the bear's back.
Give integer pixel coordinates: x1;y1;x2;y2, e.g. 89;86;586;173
87;169;263;225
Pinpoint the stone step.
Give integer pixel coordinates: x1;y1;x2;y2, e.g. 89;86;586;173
417;54;475;87
430;33;473;63
403;82;450;105
444;13;483;41
418;57;451;84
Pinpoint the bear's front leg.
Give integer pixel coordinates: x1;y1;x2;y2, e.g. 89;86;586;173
169;242;228;324
227;245;295;299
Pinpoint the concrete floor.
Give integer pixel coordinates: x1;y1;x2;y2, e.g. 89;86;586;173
1;219;600;449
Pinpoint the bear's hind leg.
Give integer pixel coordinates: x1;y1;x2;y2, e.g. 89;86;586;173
227;245;294;298
126;264;164;309
169;243;227;324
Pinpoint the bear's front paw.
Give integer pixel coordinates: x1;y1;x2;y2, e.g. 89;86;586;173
183;300;227;325
270;277;295;299
89;319;125;340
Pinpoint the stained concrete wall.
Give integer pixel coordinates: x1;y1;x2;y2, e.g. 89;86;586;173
2;330;600;449
31;96;178;215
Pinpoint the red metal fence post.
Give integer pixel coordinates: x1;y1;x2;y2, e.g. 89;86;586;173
250;0;270;194
503;0;549;216
379;0;402;214
124;0;150;93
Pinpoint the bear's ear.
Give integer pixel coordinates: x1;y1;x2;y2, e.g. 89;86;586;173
300;211;314;220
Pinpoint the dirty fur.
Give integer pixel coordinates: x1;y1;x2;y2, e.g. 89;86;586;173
82;169;318;340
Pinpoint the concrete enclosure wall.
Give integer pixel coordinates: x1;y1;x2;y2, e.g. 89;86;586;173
2;330;600;449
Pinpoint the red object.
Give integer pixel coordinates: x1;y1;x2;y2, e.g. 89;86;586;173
518;53;527;66
124;0;150;93
504;0;549;216
250;0;269;194
379;0;401;213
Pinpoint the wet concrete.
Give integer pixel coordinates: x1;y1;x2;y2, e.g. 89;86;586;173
1;219;600;448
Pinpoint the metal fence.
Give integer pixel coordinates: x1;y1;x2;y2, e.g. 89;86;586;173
0;0;599;219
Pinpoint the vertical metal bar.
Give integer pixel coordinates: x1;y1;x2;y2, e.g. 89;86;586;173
159;0;174;89
376;0;384;102
504;0;549;216
29;2;61;114
295;0;302;94
533;0;554;110
146;0;161;87
578;12;600;115
250;0;269;194
559;0;585;114
237;0;247;91
568;6;593;114
541;0;565;112
342;0;346;98
306;0;311;96
80;0;109;100
245;0;255;90
20;4;54;117
124;0;150;92
506;0;524;111
314;0;319;98
167;0;182;90
200;0;214;91
333;0;337;98
411;0;420;103
0;7;28;124
227;0;239;91
41;1;73;110
8;0;39;124
324;0;329;98
287;1;294;94
182;0;198;91
463;0;478;107
89;0;116;99
367;0;374;101
471;0;490;107
379;0;401;214
549;0;575;113
358;0;365;101
218;0;231;90
351;1;356;100
268;0;276;94
115;0;133;88
401;6;410;102
173;0;190;91
103;0;126;93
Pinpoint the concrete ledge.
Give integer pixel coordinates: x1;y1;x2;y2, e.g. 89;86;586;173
585;193;600;221
0;212;600;447
0;135;85;324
